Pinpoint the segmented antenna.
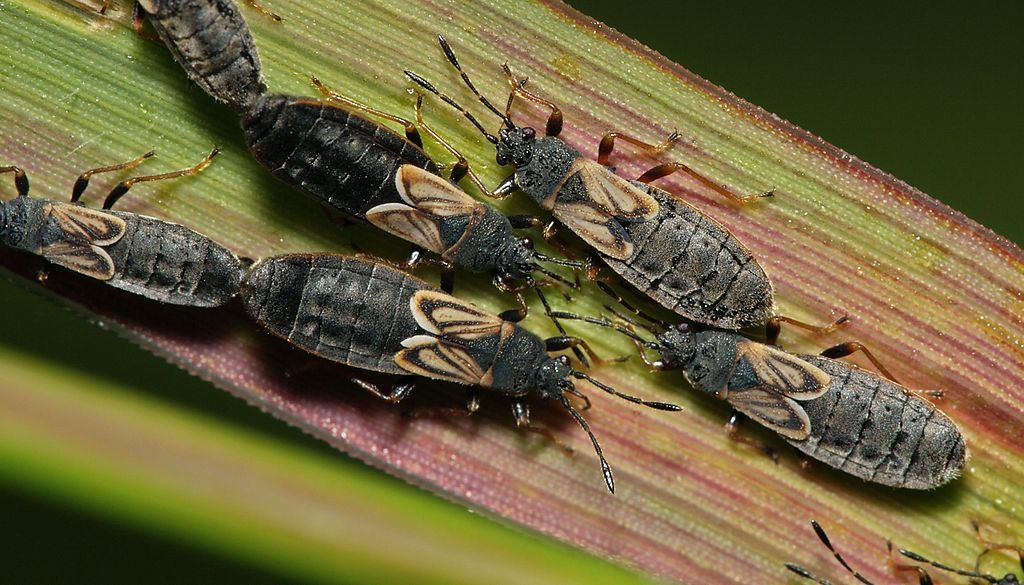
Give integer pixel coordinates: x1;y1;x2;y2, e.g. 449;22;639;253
898;549;1000;583
405;70;499;144
548;311;655;347
532;281;589;368
558;395;614;493
572;371;680;411
809;521;876;585
436;35;512;126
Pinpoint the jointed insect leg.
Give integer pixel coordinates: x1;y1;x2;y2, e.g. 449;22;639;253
819;341;931;393
310;77;424;148
502;63;563;137
511;399;575;453
103;148;219;209
409;388;481;420
884;539;933;585
242;0;282;22
130;4;159;40
765;314;849;345
352;376;416;403
544;335;609;365
597;130;680;166
72;150;155;203
725;412;779;464
411;94;497;198
637;161;773;204
494;275;531;322
972;519;1023;575
0;165;30;197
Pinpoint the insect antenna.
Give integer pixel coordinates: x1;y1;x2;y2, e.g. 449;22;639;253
898;548;999;583
558;395;613;493
405;69;499;144
533;252;585;270
532;280;589;368
571;370;680;411
810;520;877;585
532;263;578;288
436;35;514;129
596;281;670;330
784;563;838;585
548;311;655;347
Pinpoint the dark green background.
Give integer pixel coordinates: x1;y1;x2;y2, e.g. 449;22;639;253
3;2;1021;582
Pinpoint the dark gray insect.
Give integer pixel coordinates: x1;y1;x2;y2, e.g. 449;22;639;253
133;0;274;112
0;150;242;307
241;80;580;320
549;313;966;489
787;520;1022;585
406;36;784;332
241;253;680;492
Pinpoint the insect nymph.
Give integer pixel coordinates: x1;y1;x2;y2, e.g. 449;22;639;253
0;150;242;307
241;253;679;492
551;313;966;489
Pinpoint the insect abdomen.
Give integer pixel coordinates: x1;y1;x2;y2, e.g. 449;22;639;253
242;96;439;218
241;254;426;374
603;185;775;329
143;0;267;111
105;213;241;307
791;355;966;489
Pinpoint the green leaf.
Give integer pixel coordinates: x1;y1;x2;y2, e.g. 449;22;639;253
2;1;1023;583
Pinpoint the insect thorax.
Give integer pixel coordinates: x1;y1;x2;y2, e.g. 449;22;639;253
678;331;742;397
509;137;579;206
447;207;534;278
0;196;43;251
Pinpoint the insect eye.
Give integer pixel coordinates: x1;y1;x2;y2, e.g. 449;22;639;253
519;238;533;250
523;127;536;139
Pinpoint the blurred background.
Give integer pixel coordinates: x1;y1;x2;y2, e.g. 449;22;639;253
2;1;1021;582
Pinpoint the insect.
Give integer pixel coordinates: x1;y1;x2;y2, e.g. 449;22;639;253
548;311;966;489
241;81;581;321
787;520;1022;585
0;149;243;307
133;0;276;112
406;36;807;335
240;253;680;492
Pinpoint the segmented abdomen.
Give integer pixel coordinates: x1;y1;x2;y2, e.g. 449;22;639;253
243;96;439;218
146;0;267;111
241;254;426;374
790;355;967;489
105;213;241;307
602;184;775;329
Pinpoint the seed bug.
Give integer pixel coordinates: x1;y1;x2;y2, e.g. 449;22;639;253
241;81;583;324
0;149;243;307
133;0;276;112
240;253;680;492
549;312;965;489
406;36;797;333
787;520;1022;585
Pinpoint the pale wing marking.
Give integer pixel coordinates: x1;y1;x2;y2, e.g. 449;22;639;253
574;159;659;219
39;240;117;280
366;202;446;254
395;338;485;385
409;290;504;340
395;165;479;216
553;200;633;259
728;386;811;440
48;202;126;245
736;341;830;399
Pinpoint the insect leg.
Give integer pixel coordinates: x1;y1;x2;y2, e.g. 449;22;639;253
511;399;575;454
724;412;779;464
241;0;282;22
351;376;416;403
501;63;563;137
402;248;456;292
0;165;30;197
411;94;498;199
819;342;908;387
597;130;680;166
884;540;935;585
310;77;423;148
637;161;773;204
545;335;607;366
130;3;159;41
971;519;1023;577
71;150;155;203
765;314;849;345
408;388;482;420
103;148;219;209
595;281;670;331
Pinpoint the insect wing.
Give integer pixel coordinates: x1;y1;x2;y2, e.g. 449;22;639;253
39;240;117;280
728;386;811;440
735;341;830;400
409;290;505;340
554;200;634;259
366;202;446;254
395;165;480;217
575;159;659;220
395;336;485;385
47;202;126;245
